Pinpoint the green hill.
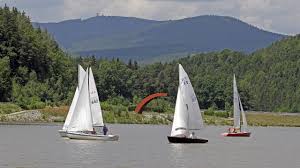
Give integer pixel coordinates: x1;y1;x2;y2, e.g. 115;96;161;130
0;6;76;109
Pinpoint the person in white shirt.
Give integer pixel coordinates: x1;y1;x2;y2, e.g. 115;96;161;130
189;132;196;139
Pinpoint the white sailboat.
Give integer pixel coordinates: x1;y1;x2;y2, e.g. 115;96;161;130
222;74;251;137
66;67;119;141
167;64;208;143
59;65;86;137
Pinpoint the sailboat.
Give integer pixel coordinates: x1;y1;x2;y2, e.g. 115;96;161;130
59;65;86;137
222;74;251;137
167;64;208;143
66;67;119;141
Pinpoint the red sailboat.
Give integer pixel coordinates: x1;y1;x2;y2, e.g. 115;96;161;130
222;74;251;137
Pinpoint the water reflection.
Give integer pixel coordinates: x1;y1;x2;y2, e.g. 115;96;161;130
169;144;187;168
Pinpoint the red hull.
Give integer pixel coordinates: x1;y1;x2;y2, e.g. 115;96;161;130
222;132;251;137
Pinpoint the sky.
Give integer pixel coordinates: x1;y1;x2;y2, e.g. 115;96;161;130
0;0;299;35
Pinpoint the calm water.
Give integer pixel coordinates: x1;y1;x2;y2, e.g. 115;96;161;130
0;124;299;168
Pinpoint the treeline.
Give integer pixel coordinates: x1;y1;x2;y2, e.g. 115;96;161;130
0;6;299;112
79;42;300;113
0;6;77;109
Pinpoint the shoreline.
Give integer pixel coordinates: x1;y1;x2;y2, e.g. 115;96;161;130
0;122;300;128
1;108;300;127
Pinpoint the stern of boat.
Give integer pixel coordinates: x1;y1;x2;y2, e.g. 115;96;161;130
58;130;67;137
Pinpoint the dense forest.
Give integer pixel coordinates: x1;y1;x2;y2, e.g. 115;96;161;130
0;6;77;108
0;6;299;112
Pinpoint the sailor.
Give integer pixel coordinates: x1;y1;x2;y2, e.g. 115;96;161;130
189;132;196;139
103;124;108;135
91;128;96;134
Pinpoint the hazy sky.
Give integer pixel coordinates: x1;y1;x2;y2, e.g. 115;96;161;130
1;0;299;35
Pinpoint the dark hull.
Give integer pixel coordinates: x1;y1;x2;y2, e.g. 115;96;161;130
167;136;208;143
222;132;251;137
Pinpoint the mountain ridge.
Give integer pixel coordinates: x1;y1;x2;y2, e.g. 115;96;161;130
34;15;286;63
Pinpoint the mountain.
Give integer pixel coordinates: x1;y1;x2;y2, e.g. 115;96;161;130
34;15;286;63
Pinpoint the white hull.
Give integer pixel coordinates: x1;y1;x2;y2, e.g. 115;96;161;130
66;132;119;141
58;130;67;137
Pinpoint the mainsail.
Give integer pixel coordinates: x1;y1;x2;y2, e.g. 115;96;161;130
233;74;241;128
233;74;248;131
67;68;93;132
178;64;203;130
62;65;86;130
171;64;204;136
88;67;104;126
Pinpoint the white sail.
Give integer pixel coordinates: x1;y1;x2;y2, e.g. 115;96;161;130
67;68;93;132
78;65;85;89
88;67;104;126
239;95;248;132
62;87;79;130
171;87;189;136
62;65;86;131
179;64;203;130
171;64;204;136
233;74;240;128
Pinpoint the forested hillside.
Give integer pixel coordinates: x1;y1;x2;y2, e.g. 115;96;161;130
81;42;300;113
0;6;76;108
0;6;299;113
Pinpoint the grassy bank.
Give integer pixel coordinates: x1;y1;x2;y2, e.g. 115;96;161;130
1;105;300;127
247;113;300;127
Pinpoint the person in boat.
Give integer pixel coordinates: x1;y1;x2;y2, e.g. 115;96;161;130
189;132;196;139
91;128;96;134
103;124;108;135
232;127;240;133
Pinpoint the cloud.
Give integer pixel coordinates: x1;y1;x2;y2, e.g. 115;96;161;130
0;0;64;22
0;0;299;34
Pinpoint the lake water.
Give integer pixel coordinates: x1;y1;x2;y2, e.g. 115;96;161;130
0;124;299;168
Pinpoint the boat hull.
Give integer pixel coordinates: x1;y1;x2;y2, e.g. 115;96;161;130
222;132;251;137
58;130;67;137
66;132;119;141
167;136;208;143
